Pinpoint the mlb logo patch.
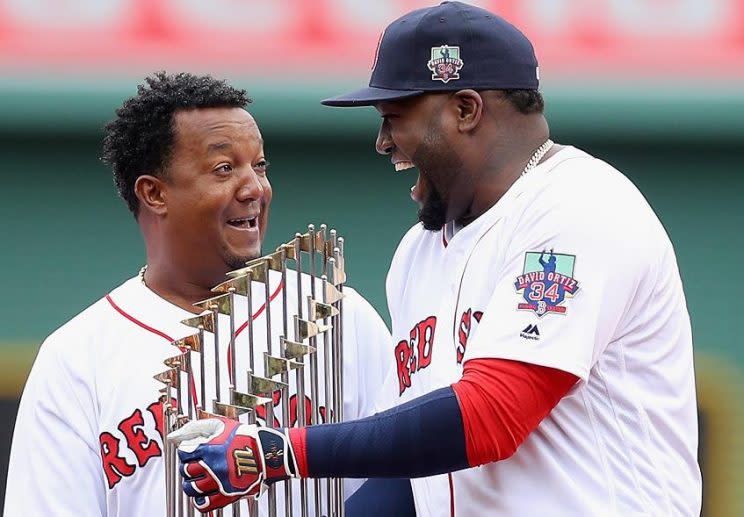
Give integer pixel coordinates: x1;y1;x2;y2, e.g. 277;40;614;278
427;45;463;83
514;250;580;317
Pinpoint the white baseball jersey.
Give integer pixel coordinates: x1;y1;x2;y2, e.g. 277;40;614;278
5;271;392;517
380;146;701;516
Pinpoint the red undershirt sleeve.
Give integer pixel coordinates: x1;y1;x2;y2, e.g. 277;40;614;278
289;427;309;477
451;357;579;467
287;358;578;479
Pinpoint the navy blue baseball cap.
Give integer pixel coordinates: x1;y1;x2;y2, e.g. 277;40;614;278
321;1;539;107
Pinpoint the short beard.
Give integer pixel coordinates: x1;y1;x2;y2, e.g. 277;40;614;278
418;179;448;231
225;249;262;270
413;113;459;232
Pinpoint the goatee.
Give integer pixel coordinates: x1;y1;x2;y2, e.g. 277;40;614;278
225;249;262;270
413;117;458;232
418;185;448;231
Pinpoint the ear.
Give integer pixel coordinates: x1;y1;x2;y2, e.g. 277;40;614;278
134;174;168;216
453;90;483;133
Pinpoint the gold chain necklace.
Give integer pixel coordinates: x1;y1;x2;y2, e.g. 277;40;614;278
521;139;554;176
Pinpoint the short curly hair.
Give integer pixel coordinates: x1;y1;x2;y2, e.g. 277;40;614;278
101;72;251;216
501;89;544;114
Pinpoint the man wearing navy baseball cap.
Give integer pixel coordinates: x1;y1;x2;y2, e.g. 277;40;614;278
322;0;539;106
172;3;701;516
322;0;550;235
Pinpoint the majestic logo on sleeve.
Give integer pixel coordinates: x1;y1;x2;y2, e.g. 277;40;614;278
514;250;580;317
427;45;463;83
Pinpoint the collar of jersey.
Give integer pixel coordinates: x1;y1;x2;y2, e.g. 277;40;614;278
108;276;197;340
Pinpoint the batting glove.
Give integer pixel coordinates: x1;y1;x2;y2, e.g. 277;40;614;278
168;418;297;512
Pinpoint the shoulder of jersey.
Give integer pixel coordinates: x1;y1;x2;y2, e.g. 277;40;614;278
39;277;140;356
527;148;648;214
541;147;631;194
528;147;669;250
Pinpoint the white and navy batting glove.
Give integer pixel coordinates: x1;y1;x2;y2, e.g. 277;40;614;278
168;417;297;512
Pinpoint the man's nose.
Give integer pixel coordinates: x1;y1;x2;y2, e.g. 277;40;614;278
236;168;263;202
375;120;394;155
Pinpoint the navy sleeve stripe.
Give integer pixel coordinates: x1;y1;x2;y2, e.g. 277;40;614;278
305;387;468;478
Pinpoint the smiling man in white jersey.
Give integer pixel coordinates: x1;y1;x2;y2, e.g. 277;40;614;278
170;3;702;516
4;72;395;516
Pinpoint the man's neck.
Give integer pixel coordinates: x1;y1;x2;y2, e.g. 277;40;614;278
141;263;222;314
458;140;561;227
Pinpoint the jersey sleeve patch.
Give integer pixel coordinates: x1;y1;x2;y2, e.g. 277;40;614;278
514;250;580;317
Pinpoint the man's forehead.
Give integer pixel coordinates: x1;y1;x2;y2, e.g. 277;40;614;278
173;107;261;144
206;137;264;151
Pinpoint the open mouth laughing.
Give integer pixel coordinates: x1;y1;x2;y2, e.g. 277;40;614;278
393;159;425;204
226;216;258;230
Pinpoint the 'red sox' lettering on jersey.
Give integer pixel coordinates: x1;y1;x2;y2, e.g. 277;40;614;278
395;316;437;394
100;392;332;490
7;274;392;516
99;432;137;490
380;147;701;516
255;391;333;428
457;309;483;364
100;399;169;489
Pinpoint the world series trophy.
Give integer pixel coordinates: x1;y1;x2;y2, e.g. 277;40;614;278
155;224;347;517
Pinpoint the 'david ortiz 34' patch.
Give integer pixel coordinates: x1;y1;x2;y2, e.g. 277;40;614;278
427;45;463;83
514;251;580;317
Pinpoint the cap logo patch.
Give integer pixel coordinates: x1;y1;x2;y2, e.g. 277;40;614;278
427;45;463;83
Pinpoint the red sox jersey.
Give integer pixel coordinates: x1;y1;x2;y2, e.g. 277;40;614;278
381;146;701;516
6;272;392;516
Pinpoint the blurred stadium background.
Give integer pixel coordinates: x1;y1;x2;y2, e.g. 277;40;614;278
0;0;742;514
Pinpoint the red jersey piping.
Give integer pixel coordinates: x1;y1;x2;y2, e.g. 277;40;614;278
105;280;285;408
234;280;285;339
106;294;174;342
448;472;455;517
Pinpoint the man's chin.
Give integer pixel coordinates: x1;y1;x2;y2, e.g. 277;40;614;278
225;250;262;271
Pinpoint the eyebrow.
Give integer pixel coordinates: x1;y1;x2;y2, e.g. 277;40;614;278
207;142;233;154
206;139;264;154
